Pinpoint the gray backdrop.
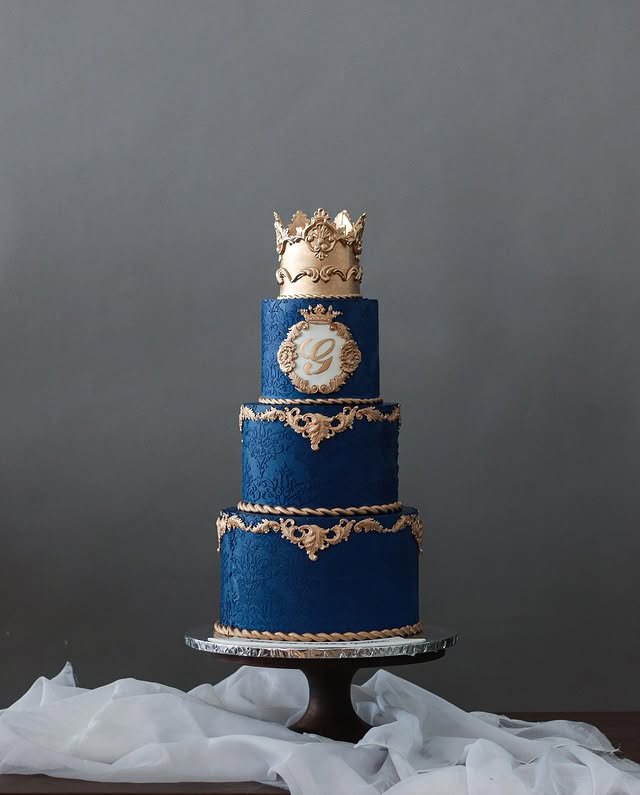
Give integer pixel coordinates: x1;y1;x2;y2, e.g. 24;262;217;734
1;0;639;711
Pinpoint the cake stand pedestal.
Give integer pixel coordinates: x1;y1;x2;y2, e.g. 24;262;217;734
185;626;458;743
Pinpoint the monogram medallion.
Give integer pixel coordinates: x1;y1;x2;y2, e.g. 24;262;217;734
277;305;362;394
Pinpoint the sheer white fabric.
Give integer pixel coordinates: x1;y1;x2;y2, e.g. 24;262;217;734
1;663;639;794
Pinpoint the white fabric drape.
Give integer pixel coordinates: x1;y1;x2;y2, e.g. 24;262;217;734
1;663;639;794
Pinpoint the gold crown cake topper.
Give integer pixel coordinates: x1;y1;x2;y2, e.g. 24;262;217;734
274;208;366;298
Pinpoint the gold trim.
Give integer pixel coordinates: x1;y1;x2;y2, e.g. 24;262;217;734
236;501;402;516
217;511;422;560
259;396;383;405
277;305;362;394
213;621;423;643
239;405;400;451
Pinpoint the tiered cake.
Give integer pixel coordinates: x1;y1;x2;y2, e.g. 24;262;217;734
215;209;422;642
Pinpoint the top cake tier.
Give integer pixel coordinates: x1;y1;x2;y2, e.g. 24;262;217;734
261;298;380;401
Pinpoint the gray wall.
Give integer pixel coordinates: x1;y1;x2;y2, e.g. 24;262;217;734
1;0;639;711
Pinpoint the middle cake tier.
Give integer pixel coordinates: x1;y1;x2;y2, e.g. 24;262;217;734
240;401;400;509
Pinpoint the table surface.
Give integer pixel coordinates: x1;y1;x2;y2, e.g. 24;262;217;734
0;712;637;794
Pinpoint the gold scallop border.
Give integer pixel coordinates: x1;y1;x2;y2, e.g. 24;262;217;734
217;511;423;561
239;404;400;451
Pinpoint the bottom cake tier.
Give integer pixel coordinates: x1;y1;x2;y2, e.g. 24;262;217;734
216;506;422;641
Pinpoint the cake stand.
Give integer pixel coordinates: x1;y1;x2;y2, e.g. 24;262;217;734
185;625;458;743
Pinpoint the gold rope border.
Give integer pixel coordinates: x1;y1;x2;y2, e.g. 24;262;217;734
259;396;383;405
236;501;402;516
213;621;423;643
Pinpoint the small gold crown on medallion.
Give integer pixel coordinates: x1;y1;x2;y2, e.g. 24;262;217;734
299;304;342;324
273;208;367;298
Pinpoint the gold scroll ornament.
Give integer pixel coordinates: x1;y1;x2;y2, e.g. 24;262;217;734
217;511;423;561
239;404;400;451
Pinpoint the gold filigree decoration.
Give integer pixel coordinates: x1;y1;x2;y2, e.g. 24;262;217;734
352;512;423;551
276;340;297;373
274;208;366;263
276;304;362;394
217;511;423;559
213;621;423;642
239;404;401;451
340;339;362;373
285;408;354;450
282;518;352;560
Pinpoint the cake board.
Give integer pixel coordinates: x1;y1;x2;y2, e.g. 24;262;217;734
185;626;458;743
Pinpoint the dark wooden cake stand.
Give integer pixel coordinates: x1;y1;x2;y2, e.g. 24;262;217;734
185;626;457;743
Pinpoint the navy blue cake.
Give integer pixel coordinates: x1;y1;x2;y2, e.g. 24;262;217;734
215;208;423;641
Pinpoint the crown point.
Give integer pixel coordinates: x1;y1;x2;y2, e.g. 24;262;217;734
334;210;353;233
289;209;308;235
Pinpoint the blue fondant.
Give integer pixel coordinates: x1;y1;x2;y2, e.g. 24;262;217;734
261;298;380;399
219;508;420;633
241;402;399;507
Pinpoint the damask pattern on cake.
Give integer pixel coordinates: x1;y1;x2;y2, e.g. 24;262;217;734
241;403;399;508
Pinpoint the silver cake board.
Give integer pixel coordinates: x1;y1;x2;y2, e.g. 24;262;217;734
186;625;457;660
